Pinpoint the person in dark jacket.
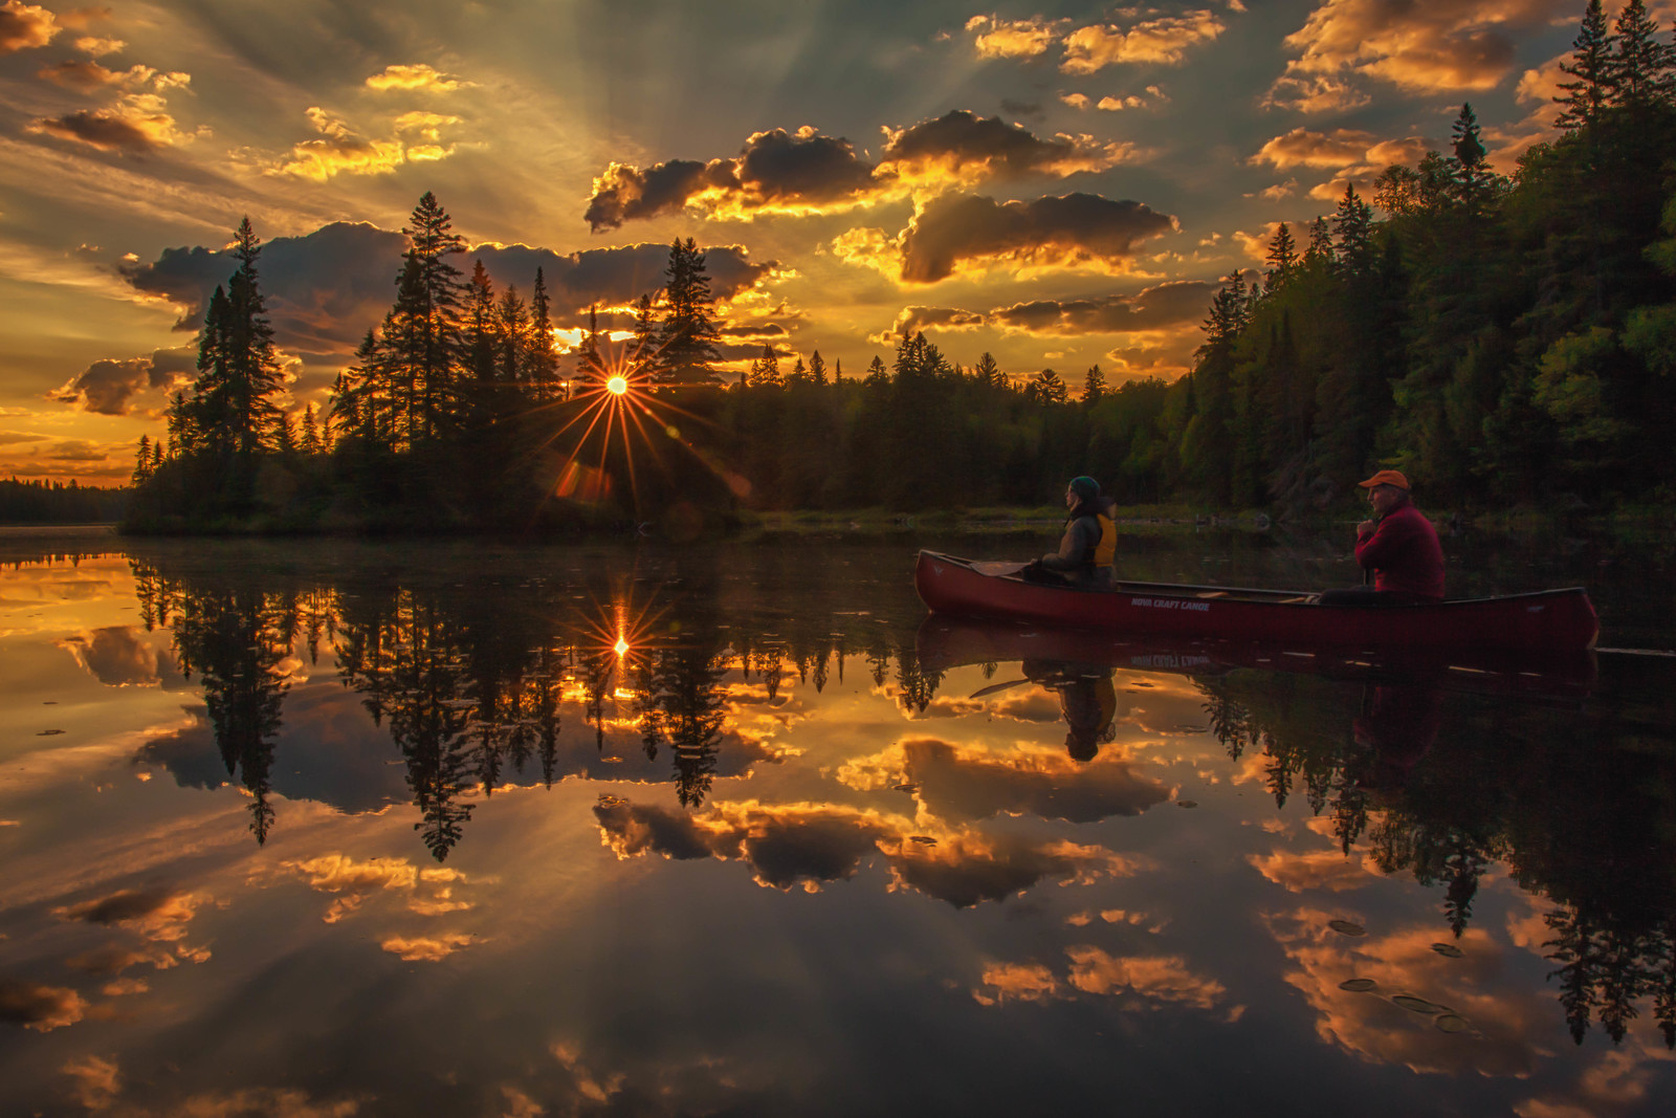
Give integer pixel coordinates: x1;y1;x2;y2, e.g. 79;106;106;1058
1021;476;1106;587
1319;470;1445;605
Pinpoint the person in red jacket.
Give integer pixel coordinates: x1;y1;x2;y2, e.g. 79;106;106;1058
1319;470;1445;605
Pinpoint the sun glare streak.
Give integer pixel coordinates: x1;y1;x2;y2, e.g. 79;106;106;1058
607;375;629;395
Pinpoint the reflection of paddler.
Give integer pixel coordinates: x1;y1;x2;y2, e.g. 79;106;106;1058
1353;683;1443;791
1023;659;1119;762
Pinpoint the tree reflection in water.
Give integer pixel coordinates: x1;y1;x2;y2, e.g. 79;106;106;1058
130;555;919;857
1196;664;1676;1050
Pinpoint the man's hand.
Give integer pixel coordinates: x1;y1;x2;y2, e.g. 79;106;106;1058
1357;519;1377;536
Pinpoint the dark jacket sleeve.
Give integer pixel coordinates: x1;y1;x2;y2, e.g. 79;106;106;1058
1041;516;1099;571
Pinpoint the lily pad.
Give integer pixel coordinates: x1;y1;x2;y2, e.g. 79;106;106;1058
1430;943;1465;958
893;783;919;793
1177;800;1199;809
1338;978;1378;992
1327;919;1366;936
909;835;938;846
37;729;65;736
1392;995;1452;1015
1434;1014;1470;1033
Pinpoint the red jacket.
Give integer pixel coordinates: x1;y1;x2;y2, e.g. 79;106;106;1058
1355;503;1444;601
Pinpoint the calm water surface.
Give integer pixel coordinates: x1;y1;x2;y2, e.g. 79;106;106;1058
2;528;1674;1116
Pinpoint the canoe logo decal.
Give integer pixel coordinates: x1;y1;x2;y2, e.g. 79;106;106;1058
1130;597;1211;613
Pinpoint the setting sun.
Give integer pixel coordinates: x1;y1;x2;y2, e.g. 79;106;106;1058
607;376;629;396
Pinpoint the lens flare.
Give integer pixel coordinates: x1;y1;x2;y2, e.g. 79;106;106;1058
606;375;629;396
614;635;630;656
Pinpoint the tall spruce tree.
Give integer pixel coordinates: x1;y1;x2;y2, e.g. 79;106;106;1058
658;238;721;384
388;192;466;443
1555;0;1617;130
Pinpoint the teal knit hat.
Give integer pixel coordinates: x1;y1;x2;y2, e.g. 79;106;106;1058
1069;476;1101;505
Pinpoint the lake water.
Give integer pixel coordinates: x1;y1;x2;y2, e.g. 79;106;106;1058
2;526;1674;1116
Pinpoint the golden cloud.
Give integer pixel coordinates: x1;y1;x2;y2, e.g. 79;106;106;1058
1261;73;1372;113
57;625;161;686
62;1055;121;1110
1248;847;1380;893
966;15;1062;59
74;34;122;56
0;979;87;1032
380;932;479;961
1273;0;1564;101
1266;906;1544;1078
896;192;1177;284
270;106;458;180
281;853;471;922
889;278;1218;340
972;962;1060;1004
595;795;1139;906
55;886;205;942
26;92;191;152
586;114;1132;230
1065;946;1228;1009
1251;127;1379;170
365;62;473;92
1061;10;1226;73
966;10;1226;72
0;0;58;54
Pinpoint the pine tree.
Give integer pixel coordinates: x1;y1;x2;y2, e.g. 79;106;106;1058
1449;104;1496;217
1080;364;1107;405
807;350;827;386
389;192;467;443
629;292;660;380
1555;0;1617;130
1032;369;1069;404
1264;222;1298;290
223;217;284;462
658;238;721;384
132;435;153;485
300;404;322;454
865;355;888;385
463;260;498;385
496;285;528;385
750;343;782;388
1305;217;1334;267
526;267;559;400
1612;0;1675;109
975;351;1004;388
1333;184;1375;276
786;356;807;386
579;304;602;381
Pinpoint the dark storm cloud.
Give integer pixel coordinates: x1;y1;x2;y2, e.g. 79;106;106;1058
900;192;1175;283
899;738;1170;824
57;886;178;925
879;109;1129;181
0;979;86;1032
584;114;1129;231
27;107;158;151
51;347;194;415
595;796;1132;906
586;126;877;231
885;280;1219;340
120;223;777;358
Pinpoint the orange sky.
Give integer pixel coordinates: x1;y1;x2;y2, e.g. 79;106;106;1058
0;1;1638;483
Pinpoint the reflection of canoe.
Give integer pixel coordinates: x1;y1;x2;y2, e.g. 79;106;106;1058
915;615;1598;698
914;551;1600;654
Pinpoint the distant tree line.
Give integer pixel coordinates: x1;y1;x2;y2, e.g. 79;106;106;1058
123;1;1676;530
0;477;126;524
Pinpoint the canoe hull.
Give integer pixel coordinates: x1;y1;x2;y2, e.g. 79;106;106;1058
913;551;1599;653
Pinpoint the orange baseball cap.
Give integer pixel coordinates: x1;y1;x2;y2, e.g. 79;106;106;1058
1358;469;1410;490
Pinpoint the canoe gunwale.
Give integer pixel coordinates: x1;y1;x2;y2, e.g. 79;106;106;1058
914;550;1600;652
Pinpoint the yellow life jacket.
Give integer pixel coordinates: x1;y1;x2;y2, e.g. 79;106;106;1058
1093;514;1116;569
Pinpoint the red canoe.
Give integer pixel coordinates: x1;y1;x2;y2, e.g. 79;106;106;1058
913;551;1600;653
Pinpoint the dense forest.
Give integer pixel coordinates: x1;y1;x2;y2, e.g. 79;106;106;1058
0;477;126;524
124;1;1676;532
